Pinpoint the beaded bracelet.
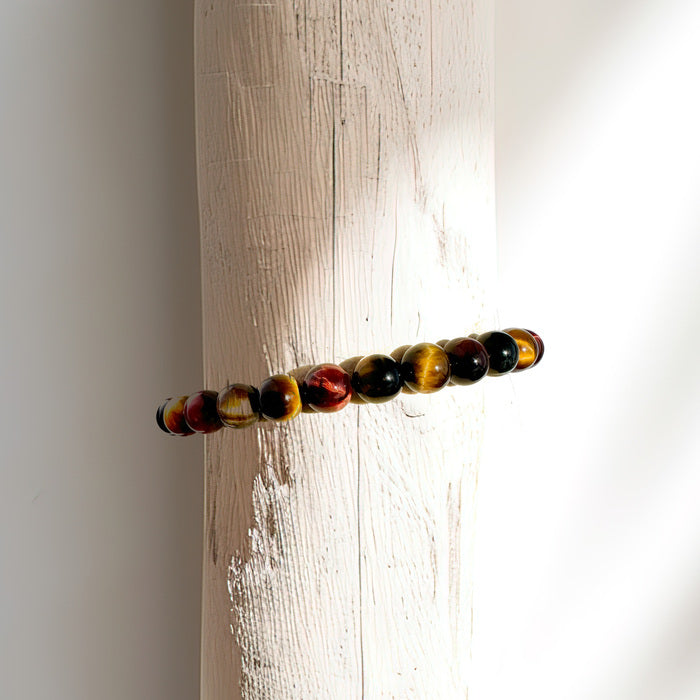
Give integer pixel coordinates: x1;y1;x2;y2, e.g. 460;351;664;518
156;328;544;436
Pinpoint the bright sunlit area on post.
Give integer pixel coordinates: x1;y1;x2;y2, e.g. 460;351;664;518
475;1;700;699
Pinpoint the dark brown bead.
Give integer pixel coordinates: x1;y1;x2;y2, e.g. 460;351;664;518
504;328;538;371
217;383;260;428
400;342;451;393
162;396;195;436
302;364;352;413
259;374;302;421
525;329;545;366
477;331;520;376
351;354;403;403
444;337;489;385
184;390;223;434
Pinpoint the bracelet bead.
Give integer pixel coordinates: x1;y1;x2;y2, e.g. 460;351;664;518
444;337;489;385
400;342;451;393
477;331;520;376
184;390;223;434
302;364;353;413
525;329;545;366
351;354;403;403
156;402;169;434
504;328;538;371
217;383;261;428
259;374;302;421
161;396;195;436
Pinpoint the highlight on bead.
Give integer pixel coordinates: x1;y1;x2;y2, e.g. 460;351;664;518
156;327;543;435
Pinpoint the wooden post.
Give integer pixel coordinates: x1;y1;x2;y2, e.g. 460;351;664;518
195;1;495;696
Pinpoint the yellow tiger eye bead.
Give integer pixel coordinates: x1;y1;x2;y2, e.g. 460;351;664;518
504;328;539;371
217;383;261;428
259;374;302;421
400;342;451;393
161;396;195;436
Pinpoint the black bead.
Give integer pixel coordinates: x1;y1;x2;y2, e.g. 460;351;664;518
351;354;403;403
156;400;171;434
477;331;520;376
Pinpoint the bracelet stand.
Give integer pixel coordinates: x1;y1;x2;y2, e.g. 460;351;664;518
195;1;496;696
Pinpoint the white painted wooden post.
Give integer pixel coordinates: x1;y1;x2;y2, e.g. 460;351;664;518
195;1;496;697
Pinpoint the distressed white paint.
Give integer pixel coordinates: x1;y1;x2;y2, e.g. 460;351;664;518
195;1;496;697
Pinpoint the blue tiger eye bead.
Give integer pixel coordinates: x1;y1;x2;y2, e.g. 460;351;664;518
477;331;520;376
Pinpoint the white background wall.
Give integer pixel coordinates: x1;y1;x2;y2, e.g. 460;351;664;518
1;2;698;699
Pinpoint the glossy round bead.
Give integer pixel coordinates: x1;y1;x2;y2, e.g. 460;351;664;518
504;328;539;371
477;331;520;376
302;364;352;413
351;354;403;403
161;396;195;436
400;342;451;393
259;374;302;421
217;383;260;428
184;390;223;433
525;329;545;366
156;401;170;434
444;337;489;385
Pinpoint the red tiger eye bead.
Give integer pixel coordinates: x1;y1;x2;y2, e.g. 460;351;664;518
444;337;489;385
161;396;195;436
184;390;223;434
302;364;352;413
525;329;545;366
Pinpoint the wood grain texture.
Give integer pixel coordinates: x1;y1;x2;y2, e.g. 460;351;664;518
195;1;496;697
